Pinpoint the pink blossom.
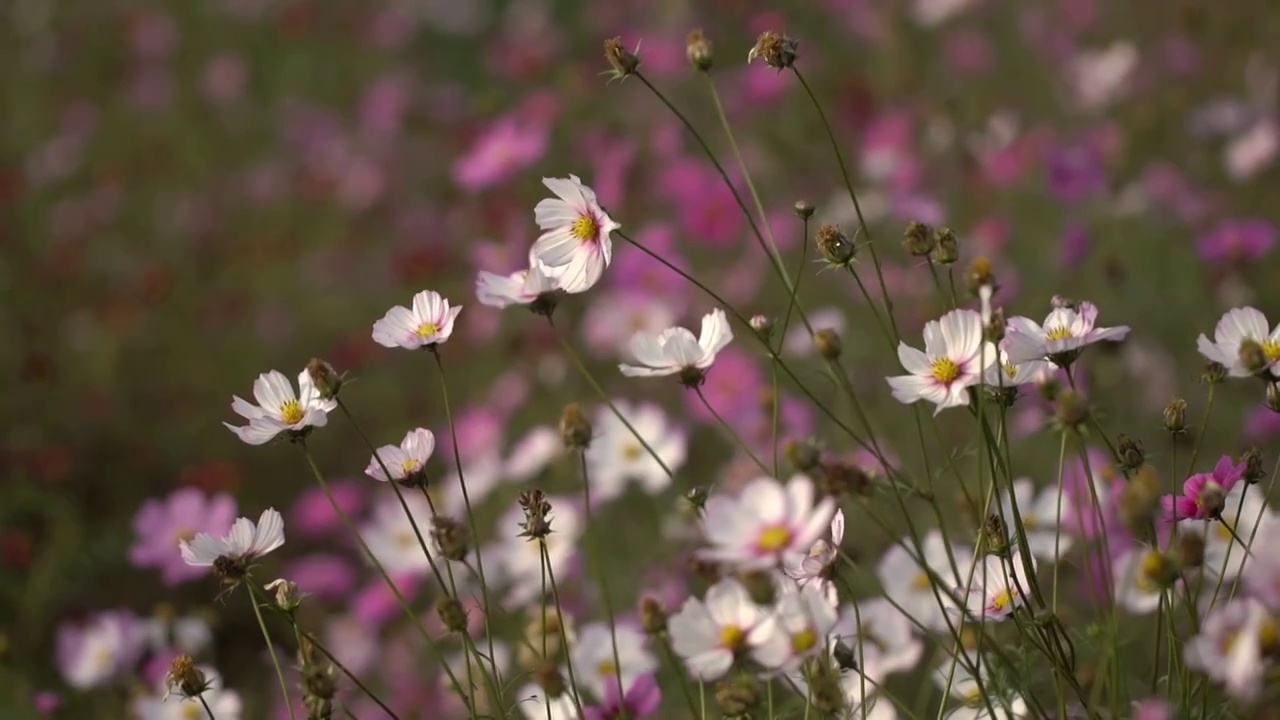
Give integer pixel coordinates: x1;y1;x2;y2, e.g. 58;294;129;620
1161;455;1248;522
289;479;366;539
452;117;548;192
584;673;662;720
1197;218;1277;264
129;487;237;584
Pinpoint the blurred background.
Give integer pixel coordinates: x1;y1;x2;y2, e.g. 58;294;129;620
5;0;1280;716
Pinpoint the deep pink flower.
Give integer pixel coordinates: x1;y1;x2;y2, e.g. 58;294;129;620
451;116;548;192
584;673;662;720
1197;218;1277;264
1162;455;1248;522
129;487;237;584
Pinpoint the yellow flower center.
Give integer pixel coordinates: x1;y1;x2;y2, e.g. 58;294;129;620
931;357;960;384
1002;362;1018;379
912;572;931;590
1263;339;1280;362
790;628;817;654
394;530;416;550
571;214;599;241
174;526;195;545
719;624;745;650
1261;618;1280;653
622;443;643;461
1045;325;1073;341
597;660;617;676
183;704;203;720
1022;515;1039;530
415;322;439;337
963;686;983;707
757;525;793;552
280;399;304;425
401;458;421;475
991;589;1014;611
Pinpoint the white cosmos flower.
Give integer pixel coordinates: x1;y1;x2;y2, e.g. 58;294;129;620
982;342;1056;389
934;659;1028;719
1069;41;1139;112
878;530;973;632
476;261;561;309
699;474;836;571
224;369;336;445
887;308;995;414
668;578;766;681
134;666;243;720
517;681;580;720
365;428;436;483
57;610;144;690
961;552;1036;622
783;509;844;604
570;622;657;699
504;426;563;483
531;174;620;293
585;400;686;505
491;497;582;607
1113;547;1173;615
179;508;285;567
360;492;435;575
1000;478;1072;562
1190;482;1274;584
371;289;462;349
1185;597;1278;702
1196;306;1280;377
748;584;838;672
1003;301;1129;364
830;598;924;681
618;308;733;384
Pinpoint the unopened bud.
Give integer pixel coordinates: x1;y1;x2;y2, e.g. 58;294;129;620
430;515;471;561
1202;361;1227;384
1178;532;1206;568
1116;434;1145;474
437;597;468;633
793;200;814;219
966;256;995;298
749;314;774;340
747;31;798;69
786;439;823;473
685;485;709;512
985;307;1007;344
903;221;935;257
815;224;855;266
1239;339;1269;376
603;37;640;80
814;328;842;361
930;227;959;265
807;659;846;714
817;461;871;499
639;596;668;635
686;29;713;72
714;674;761;717
559;403;592;450
306;358;343;400
1163;399;1188;435
265;578;304;613
1242;448;1267;485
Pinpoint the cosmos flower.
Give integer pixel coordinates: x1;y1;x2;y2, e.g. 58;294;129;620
1196;306;1280;378
934;659;1029;719
360;492;436;575
618;308;733;385
879;530;974;632
129;488;238;585
531;175;620;294
583;672;661;720
782;509;844;603
365;428;436;485
887;308;994;414
1004;301;1129;365
999;479;1072;562
699;474;836;571
179;508;285;569
829;597;924;680
371;290;462;350
981;342;1056;389
584;400;686;505
1185;597;1278;702
224;369;336;445
668;578;766;681
475;261;562;310
1113;547;1176;614
1161;455;1248;522
56;610;145;690
960;551;1036;622
570;623;657;700
748;584;838;671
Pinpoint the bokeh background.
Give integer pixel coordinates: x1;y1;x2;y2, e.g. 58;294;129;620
6;0;1280;716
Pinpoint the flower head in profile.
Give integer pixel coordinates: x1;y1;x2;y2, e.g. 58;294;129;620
129;488;238;585
1185;597;1279;702
583;672;661;720
1196;307;1280;378
748;584;837;671
668;578;765;681
1161;455;1247;522
224;370;336;445
1004;300;1129;366
699;474;836;571
531;175;620;294
371;290;462;350
619;308;733;387
783;509;844;602
887;308;994;414
179;508;285;583
365;428;436;488
476;260;562;316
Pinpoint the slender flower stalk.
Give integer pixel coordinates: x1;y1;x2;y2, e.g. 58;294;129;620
541;541;585;713
247;582;294;720
576;450;627;709
693;387;771;477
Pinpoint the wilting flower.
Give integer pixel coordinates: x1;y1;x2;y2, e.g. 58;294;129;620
879;530;973;632
224;369;336;445
1004;301;1129;365
699;474;836;571
1196;306;1280;378
583;672;662;720
365;428;436;485
56;611;144;690
1185;597;1279;702
1161;455;1248;522
133;665;243;719
179;508;285;571
129;488;238;585
371;289;462;350
531;175;620;293
961;552;1036;621
783;509;844;601
618;308;733;386
476;261;562;310
748;584;837;671
668;578;766;681
571;623;657;700
887;308;994;414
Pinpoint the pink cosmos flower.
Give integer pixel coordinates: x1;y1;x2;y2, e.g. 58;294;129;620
452;116;548;192
531;175;619;293
1161;455;1248;522
886;308;995;414
1197;218;1277;264
1004;300;1130;365
129;487;237;584
583;672;662;720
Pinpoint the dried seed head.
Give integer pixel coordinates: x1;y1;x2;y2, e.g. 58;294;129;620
814;328;842;361
930;227;959;265
430;515;471;562
559;403;592;450
714;674;761;717
1242;447;1267;485
902;221;935;257
518;490;553;539
437;597;469;634
983;514;1009;556
686;29;713;72
165;654;209;699
603;37;640;80
1201;361;1228;384
306;358;343;400
1163;398;1188;435
793;200;815;219
815;224;855;266
639;596;668;635
747;31;798;70
1116;434;1145;474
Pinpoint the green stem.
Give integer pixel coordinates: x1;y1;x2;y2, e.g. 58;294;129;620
694;386;771;477
577;450;627;710
198;695;218;720
248;584;295;720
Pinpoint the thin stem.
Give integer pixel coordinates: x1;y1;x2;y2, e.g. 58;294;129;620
248;585;295;720
543;543;585;713
694;387;771;477
198;695;218;720
577;450;627;711
657;634;700;719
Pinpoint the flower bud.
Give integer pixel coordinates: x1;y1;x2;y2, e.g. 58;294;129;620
1116;434;1145;474
749;314;775;340
559;403;592;450
808;659;846;715
714;674;761;717
832;640;858;671
1201;361;1227;384
535;662;567;698
306;358;343;400
165;655;209;699
793;200;814;219
930;227;959;265
690;556;721;585
685;485;709;512
902;221;935;257
786;438;823;473
815;224;855;266
686;29;713;72
1239;339;1269;376
265;578;304;613
1178;532;1205;569
966;256;995;297
1163;399;1188;435
747;31;797;69
1242;447;1267;485
603;37;640;80
817;461;871;499
437;597;468;634
431;515;471;561
985;307;1007;344
814;328;842;361
639;596;668;635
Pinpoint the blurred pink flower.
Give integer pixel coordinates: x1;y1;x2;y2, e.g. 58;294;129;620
129;487;237;585
130;12;179;61
659;158;743;248
687;347;764;427
360;73;412;140
1197;218;1277;264
285;553;358;600
352;574;422;626
943;29;996;77
127;65;174;112
289;479;366;539
452;116;548;192
1244;405;1280;443
203;52;248;105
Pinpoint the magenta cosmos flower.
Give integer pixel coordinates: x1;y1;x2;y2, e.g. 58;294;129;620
129;487;237;584
583;673;662;720
1161;455;1248;522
